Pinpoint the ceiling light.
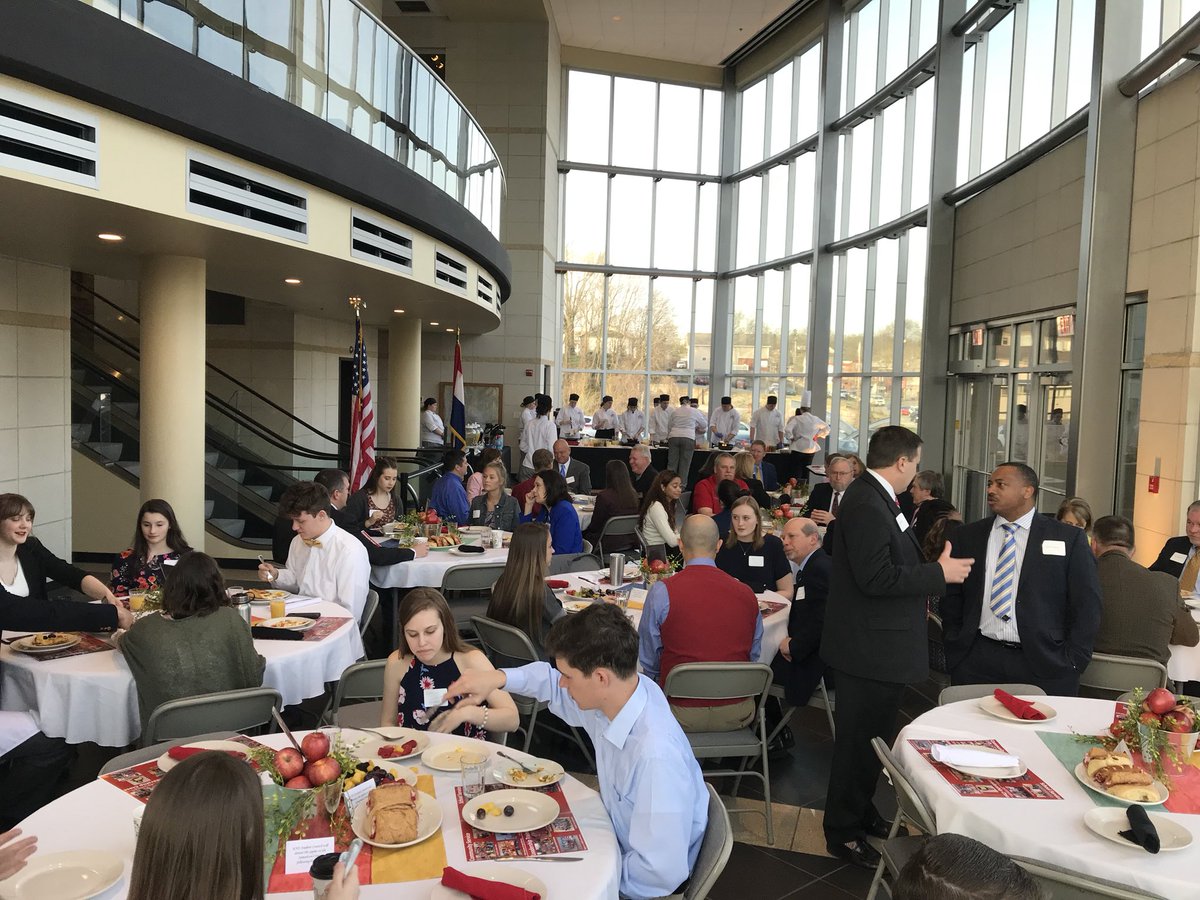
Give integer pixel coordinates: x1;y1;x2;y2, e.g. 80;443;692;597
430;321;440;326
97;233;124;242
393;308;405;314
445;328;454;332
284;277;302;285
612;15;622;21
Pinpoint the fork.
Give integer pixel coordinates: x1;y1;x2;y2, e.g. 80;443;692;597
497;750;537;774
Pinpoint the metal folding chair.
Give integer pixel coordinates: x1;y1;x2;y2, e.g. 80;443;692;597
143;687;282;746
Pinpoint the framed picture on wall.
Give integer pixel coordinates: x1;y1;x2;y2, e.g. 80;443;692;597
439;382;503;426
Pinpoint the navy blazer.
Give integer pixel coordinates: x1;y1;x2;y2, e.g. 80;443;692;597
941;514;1102;682
780;548;831;705
1149;535;1194;580
820;474;945;684
755;460;779;492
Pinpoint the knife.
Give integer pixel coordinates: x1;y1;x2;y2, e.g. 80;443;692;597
271;706;305;755
497;750;537;774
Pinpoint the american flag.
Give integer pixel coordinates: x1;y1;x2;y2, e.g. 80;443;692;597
349;317;376;491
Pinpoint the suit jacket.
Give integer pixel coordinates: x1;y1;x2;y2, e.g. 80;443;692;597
911;497;956;546
780;548;831;705
343;489;401;531
559;458;593;495
941;514;1102;681
633;465;659;496
0;537;88;602
1095;550;1198;667
820;474;945;684
1149;535;1194;580
801;483;842;518
755;460;779;492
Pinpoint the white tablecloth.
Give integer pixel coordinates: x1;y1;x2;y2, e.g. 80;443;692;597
554;570;790;666
8;729;620;899
1168;604;1200;682
896;696;1199;897
1;601;364;747
372;546;510;589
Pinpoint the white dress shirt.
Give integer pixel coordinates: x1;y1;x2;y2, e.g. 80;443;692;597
619;409;646;441
750;407;784;444
668;405;707;440
421;410;444;444
709;407;741;440
555;404;585;437
650;407;672;442
591;407;619;432
979;507;1038;643
521;415;558;469
787;411;828;452
274;520;370;621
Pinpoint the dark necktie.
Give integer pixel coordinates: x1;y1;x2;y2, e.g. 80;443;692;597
831;492;840;516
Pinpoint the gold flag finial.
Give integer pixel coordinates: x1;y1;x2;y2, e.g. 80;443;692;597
348;296;365;316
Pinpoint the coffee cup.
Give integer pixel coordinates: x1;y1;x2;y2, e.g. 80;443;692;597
491;529;504;549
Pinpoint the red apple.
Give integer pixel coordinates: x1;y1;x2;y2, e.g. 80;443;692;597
1139;711;1162;728
274;747;304;781
424;510;440;524
1145;687;1177;716
300;732;330;762
1161;710;1193;733
788;478;797;486
1171;704;1197;729
304;756;343;787
780;504;791;516
284;774;313;790
649;559;668;573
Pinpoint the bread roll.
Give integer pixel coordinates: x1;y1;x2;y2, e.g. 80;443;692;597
1107;784;1159;802
368;783;418;844
1085;752;1129;779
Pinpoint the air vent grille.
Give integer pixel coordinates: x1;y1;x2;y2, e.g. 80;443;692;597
435;250;469;292
351;210;414;274
394;1;432;12
186;153;308;241
477;274;495;306
0;88;98;188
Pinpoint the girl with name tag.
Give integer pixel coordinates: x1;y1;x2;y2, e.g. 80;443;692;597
467;459;521;532
110;498;193;601
715;496;793;595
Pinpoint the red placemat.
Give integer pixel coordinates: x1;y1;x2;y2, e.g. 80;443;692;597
251;616;352;641
27;633;115;662
454;783;588;860
100;735;269;802
908;739;1063;800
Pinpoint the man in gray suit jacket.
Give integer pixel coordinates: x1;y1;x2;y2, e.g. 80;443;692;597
552;439;592;494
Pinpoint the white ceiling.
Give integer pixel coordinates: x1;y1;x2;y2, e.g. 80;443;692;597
546;0;796;66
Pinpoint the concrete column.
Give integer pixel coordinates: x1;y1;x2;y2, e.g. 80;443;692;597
139;256;207;550
387;317;422;447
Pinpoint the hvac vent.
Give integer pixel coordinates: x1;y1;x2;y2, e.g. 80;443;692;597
394;1;432;12
477;274;495;306
0;87;98;188
435;250;468;292
186;153;308;241
351;210;414;274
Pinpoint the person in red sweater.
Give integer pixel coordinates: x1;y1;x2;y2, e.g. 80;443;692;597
691;452;748;516
511;448;553;516
638;515;763;731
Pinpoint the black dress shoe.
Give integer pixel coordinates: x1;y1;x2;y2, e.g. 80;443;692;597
826;840;881;870
865;815;893;839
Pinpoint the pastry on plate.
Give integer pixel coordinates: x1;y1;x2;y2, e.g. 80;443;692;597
367;782;418;844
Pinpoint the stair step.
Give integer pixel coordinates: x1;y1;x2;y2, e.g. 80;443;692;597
246;484;273;500
71;368;85;382
208;518;245;539
218;468;246;484
118;461;141;478
205;452;219;466
71;424;92;443
85;441;123;461
113;402;139;416
205;500;215;518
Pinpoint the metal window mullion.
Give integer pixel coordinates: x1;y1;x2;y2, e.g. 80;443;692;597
862;243;878;381
910;0;924;63
1050;0;1074;124
876;0;892;99
869;106;885;233
763;74;775;167
846;12;860;120
968;35;988;180
832;254;848;439
900;83;917;214
780;265;794;377
893;231;911;420
791;50;804;148
647;179;659;374
1007;1;1029;158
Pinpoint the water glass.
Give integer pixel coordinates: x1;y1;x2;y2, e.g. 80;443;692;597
461;758;486;800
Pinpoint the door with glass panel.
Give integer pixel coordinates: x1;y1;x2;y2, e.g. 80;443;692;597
952;376;994;522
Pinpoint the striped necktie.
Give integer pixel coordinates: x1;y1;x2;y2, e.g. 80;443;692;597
989;523;1019;619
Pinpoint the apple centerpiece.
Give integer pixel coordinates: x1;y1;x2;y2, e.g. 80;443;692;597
639;556;678;585
1104;687;1199;781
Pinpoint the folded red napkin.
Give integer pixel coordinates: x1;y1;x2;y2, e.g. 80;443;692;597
993;688;1046;720
546;579;569;589
440;866;541;900
166;746;246;761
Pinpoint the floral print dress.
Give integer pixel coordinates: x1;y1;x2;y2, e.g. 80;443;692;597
394;654;487;740
109;550;180;598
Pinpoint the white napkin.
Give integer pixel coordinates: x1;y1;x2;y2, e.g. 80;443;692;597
931;743;1020;769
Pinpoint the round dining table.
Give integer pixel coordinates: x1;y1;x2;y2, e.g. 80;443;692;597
371;545;510;590
1167;601;1200;682
0;601;364;747
896;695;1199;897
5;729;621;899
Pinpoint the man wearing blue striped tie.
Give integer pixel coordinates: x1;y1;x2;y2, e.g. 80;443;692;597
941;463;1102;695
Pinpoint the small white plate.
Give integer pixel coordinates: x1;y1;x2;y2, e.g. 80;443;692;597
156;739;250;773
563;599;591;613
1084;807;1192;851
9;633;81;654
941;746;1028;780
422;742;491;772
0;850;123;900
1185;596;1200;610
1073;763;1169;806
462;788;560;834
491;752;565;788
245;589;289;603
430;863;547;899
259;616;315;632
350;788;442;849
977;695;1058;723
349;727;430;760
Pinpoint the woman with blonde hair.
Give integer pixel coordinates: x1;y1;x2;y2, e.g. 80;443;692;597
734;450;773;509
1056;496;1093;535
465;448;502;503
487;523;564;661
714;496;792;595
468;459;521;531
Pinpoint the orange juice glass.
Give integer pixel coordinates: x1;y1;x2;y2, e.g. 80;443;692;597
270;598;287;619
128;592;145;612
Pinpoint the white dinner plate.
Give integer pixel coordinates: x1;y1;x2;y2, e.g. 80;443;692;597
350;788;442;849
422;742;491;772
156;739;251;773
976;695;1058;724
9;633;81;655
348;727;430;761
429;863;547;900
0;850;123;900
259;616;315;632
563;599;591;613
1083;807;1192;851
462;788;560;834
1073;763;1169;806
244;589;289;604
491;751;565;788
940;746;1028;780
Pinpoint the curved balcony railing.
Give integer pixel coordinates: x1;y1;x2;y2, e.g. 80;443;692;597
86;0;503;237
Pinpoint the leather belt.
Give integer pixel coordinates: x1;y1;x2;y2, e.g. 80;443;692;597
981;636;1022;650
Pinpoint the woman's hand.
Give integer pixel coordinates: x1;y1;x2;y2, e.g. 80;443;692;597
0;829;36;880
365;510;384;527
523;493;535;515
325;861;360;900
428;704;475;734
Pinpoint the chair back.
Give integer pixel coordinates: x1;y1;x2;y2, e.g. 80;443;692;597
664;662;773;706
550;552;606;574
1011;857;1170;899
581;538;594;556
937;683;1046;706
471;616;540;667
870;736;936;835
683;784;734;900
440;563;507;593
596;514;640;558
360;588;380;639
1080;652;1169;698
676;492;692;529
144;686;282;746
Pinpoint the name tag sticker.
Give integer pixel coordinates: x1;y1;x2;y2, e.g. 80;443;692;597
472;509;481;519
423;688;447;709
896;512;909;532
795;586;806;600
1172;552;1189;564
749;555;765;567
566;475;576;484
1042;540;1066;556
162;558;178;566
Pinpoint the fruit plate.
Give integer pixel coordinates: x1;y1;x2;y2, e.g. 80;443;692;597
355;759;419;786
422;742;491;772
1073;763;1169;806
351;727;430;761
350;789;443;849
1083;807;1192;851
977;695;1058;723
462;788;559;834
430;863;547;900
0;850;123;900
156;740;250;773
9;633;81;654
260;616;315;631
491;751;565;788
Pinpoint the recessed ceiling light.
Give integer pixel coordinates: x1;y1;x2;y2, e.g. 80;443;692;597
430;321;440;326
284;277;302;285
445;328;454;332
393;308;405;314
612;15;622;21
97;233;124;242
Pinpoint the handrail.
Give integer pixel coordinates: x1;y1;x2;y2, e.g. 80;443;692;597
1120;11;1200;97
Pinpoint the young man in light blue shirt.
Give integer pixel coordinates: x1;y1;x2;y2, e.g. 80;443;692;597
447;603;708;899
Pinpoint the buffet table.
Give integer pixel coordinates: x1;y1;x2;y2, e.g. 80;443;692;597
569;444;816;490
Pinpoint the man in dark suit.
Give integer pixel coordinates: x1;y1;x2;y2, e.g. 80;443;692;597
909;470;956;546
821;427;972;869
629;444;658;496
1149;500;1200;588
801;454;854;526
553;439;593;494
749;440;780;491
774;516;830;706
941;462;1101;696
